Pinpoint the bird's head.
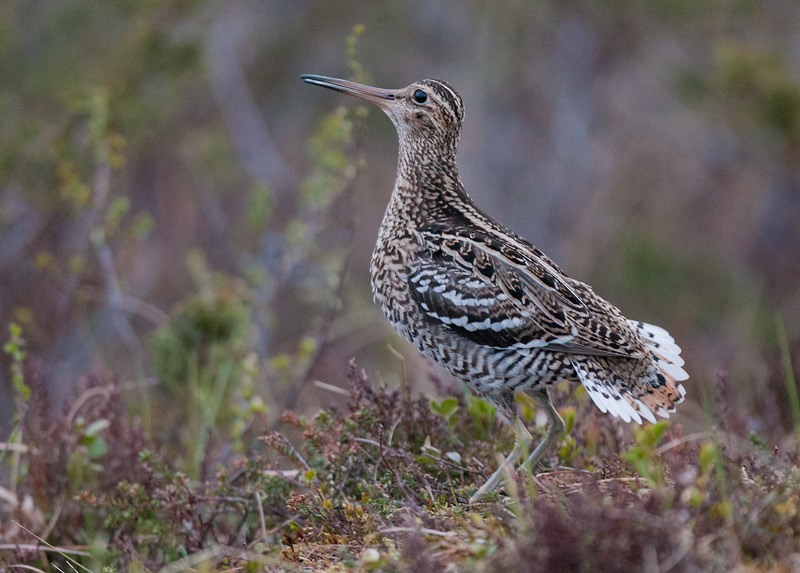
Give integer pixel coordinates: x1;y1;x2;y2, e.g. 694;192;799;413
302;75;464;143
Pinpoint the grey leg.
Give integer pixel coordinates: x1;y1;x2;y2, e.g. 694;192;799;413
524;387;566;469
469;416;531;503
469;387;565;503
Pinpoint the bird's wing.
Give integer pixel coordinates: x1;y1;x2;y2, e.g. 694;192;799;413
409;227;642;357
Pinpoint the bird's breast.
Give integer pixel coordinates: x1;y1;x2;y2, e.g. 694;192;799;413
370;227;426;330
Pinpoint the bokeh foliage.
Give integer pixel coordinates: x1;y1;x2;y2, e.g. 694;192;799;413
1;0;800;569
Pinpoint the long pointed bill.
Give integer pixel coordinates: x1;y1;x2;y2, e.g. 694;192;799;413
301;74;397;109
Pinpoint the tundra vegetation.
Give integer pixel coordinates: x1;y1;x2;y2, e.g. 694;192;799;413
2;2;800;571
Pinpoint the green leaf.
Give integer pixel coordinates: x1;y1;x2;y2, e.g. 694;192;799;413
272;354;290;371
561;406;576;434
130;212;154;240
641;420;670;448
699;442;720;475
86;435;108;459
106;195;131;235
84;419;111;437
438;398;459;419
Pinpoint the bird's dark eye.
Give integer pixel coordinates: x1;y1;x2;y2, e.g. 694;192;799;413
412;89;428;104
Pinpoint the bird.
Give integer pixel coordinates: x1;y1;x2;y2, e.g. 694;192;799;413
301;74;688;502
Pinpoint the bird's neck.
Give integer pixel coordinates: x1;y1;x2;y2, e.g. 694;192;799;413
385;136;467;228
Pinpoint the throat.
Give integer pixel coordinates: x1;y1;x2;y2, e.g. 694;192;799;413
388;141;466;226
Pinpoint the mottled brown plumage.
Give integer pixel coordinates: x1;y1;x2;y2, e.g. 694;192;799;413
302;74;688;501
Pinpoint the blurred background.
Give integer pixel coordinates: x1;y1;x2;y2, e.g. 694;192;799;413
1;0;799;456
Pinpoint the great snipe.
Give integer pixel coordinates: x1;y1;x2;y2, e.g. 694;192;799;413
301;74;688;502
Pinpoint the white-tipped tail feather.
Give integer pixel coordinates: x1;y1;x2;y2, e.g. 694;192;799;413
571;359;644;424
571;321;688;425
632;321;689;379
